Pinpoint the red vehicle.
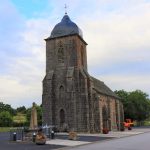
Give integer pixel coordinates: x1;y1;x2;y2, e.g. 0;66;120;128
124;119;134;130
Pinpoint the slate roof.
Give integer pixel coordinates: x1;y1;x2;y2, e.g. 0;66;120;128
91;76;120;99
50;14;83;38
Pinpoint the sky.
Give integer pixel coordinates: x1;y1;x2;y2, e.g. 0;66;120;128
0;0;150;108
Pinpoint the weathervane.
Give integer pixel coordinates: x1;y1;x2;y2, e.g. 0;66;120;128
64;4;68;14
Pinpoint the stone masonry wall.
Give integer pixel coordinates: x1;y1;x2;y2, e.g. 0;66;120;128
42;34;124;133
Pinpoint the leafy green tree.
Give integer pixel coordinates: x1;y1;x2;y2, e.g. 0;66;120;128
0;102;16;115
115;90;133;119
128;90;150;121
115;90;150;122
16;106;26;114
36;105;42;126
0;111;13;127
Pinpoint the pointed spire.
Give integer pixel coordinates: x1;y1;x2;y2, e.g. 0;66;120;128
64;4;68;15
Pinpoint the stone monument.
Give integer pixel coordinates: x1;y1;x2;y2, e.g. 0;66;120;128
30;102;38;129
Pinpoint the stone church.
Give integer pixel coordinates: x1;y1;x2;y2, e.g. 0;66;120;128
42;13;124;133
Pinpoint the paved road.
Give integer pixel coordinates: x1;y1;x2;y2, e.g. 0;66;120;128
0;132;112;150
1;128;150;150
56;134;113;142
65;132;150;150
0;132;66;150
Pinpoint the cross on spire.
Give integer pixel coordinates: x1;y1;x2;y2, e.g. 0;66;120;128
64;4;68;14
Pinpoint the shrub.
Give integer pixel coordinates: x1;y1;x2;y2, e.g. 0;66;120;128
0;111;13;127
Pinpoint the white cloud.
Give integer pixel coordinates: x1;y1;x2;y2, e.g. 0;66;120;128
0;0;150;108
0;18;50;107
0;75;41;108
77;0;150;97
98;74;150;96
0;1;48;108
80;2;150;67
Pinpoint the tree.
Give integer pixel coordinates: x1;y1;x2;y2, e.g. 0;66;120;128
115;90;150;122
128;90;150;121
16;106;26;114
0;111;13;127
114;90;134;119
0;102;16;115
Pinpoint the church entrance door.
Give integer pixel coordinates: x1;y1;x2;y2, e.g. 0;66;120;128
102;106;108;129
60;109;65;124
59;109;67;131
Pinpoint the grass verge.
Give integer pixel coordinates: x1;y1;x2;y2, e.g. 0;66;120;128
0;127;11;132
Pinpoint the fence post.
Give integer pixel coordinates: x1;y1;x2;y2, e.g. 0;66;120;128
33;132;36;142
13;132;17;141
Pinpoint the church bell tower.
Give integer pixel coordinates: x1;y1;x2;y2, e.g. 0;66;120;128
42;13;91;132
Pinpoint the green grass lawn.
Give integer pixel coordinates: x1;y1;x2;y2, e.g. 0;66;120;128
0;113;27;132
0;127;11;132
144;120;150;126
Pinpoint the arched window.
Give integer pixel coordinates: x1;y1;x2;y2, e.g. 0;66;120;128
102;106;108;129
60;109;65;124
58;47;64;63
81;46;84;66
59;86;64;100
